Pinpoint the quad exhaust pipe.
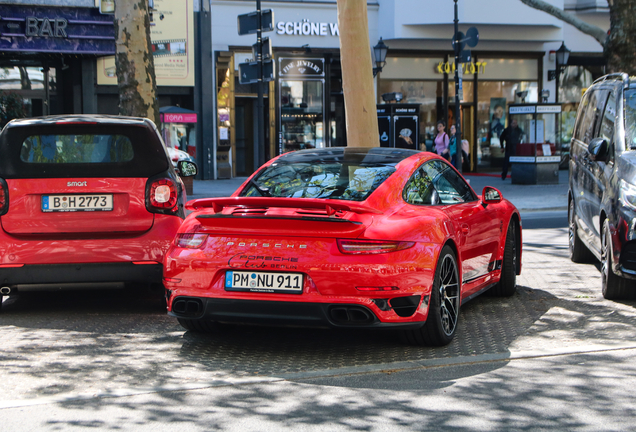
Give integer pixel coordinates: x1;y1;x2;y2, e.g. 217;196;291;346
0;286;11;295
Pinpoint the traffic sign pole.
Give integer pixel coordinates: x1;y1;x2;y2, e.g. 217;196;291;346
453;0;462;174
255;0;265;171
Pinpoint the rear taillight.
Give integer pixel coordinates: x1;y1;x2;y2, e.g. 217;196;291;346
147;178;178;214
0;178;8;216
337;239;415;255
175;233;208;249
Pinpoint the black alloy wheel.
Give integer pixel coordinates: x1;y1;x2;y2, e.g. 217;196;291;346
490;220;517;297
401;245;460;346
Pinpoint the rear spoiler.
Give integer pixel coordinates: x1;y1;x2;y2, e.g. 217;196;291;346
186;197;383;215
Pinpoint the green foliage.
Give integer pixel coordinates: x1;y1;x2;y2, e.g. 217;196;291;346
0;92;26;127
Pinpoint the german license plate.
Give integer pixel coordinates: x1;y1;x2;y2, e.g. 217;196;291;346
42;195;113;212
225;271;303;294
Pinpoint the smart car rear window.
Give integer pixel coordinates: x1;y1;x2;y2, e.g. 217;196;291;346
20;135;134;164
0;123;169;179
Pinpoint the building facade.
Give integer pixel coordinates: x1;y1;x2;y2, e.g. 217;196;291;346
0;0;609;179
210;0;609;177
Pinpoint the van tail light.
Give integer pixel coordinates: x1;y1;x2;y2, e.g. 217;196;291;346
146;177;178;215
175;233;208;249
0;178;8;216
337;239;415;255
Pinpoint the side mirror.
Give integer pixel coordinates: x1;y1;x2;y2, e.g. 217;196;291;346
588;137;608;162
177;160;198;177
430;189;441;205
482;186;502;204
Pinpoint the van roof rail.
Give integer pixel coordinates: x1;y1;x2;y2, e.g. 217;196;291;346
593;73;629;85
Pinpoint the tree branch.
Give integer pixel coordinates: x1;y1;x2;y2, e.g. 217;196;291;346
520;0;607;46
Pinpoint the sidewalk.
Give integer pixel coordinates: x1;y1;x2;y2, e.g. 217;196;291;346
190;169;569;212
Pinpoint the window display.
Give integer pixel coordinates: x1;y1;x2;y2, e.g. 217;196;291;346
280;79;324;153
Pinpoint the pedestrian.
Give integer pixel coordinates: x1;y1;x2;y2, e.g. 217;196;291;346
449;124;458;167
434;120;450;160
500;119;524;180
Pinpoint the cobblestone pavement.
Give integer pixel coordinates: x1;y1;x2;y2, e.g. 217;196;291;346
1;225;635;404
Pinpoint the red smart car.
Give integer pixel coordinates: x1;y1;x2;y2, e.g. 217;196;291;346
0;115;196;308
164;147;521;346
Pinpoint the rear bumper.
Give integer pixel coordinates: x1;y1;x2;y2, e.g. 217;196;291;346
168;296;426;329
0;262;163;287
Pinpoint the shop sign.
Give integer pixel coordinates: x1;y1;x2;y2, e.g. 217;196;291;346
395;107;417;114
161;113;197;123
536;105;562;113
509;106;536;114
279;57;325;77
436;61;487;75
0;5;115;55
276;19;339;37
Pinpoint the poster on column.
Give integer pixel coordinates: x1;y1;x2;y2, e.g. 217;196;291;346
96;0;195;86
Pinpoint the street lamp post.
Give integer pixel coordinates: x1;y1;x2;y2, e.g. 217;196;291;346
548;42;570;103
373;38;388;77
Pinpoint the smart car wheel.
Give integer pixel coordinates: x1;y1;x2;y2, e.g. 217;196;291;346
177;318;221;332
569;199;593;263
601;219;634;300
402;245;460;346
490;220;517;297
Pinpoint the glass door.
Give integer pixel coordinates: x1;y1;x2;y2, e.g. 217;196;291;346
279;79;324;154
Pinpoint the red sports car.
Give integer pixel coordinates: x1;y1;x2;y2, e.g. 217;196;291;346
164;147;521;346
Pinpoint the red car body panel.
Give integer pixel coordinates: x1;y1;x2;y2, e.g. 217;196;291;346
164;149;521;329
2;178;153;235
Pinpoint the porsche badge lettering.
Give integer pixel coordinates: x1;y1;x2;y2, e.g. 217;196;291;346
227;241;307;249
228;253;300;270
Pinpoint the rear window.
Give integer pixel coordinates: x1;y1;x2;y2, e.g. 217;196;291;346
240;148;417;201
0;123;169;179
20;135;134;164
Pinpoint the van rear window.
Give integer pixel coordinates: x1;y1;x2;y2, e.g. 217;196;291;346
20;135;134;164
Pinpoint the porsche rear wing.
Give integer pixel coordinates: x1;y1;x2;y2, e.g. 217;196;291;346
186;197;383;215
188;197;380;236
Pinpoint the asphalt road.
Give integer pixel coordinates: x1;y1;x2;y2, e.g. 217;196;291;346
2;212;636;431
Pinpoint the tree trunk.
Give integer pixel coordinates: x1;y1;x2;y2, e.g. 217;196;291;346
114;0;159;125
605;0;636;74
337;0;379;147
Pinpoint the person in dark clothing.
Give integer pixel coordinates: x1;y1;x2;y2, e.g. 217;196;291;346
500;119;524;180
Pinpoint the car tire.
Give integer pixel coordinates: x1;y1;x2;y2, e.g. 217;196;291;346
401;245;460;346
569;199;594;263
489;220;517;297
177;318;220;332
601;219;634;300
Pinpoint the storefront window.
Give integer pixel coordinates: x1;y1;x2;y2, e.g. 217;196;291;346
378;80;444;151
476;81;537;169
280;79;324;152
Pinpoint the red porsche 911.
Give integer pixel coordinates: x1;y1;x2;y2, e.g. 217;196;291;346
164;147;521;346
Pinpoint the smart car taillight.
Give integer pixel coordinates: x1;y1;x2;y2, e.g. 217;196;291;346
147;178;178;214
0;178;8;216
337;239;415;255
175;233;208;249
